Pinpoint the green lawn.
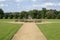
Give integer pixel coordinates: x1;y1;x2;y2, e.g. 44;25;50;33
0;19;17;23
0;19;60;40
37;23;60;40
44;19;60;22
0;22;22;40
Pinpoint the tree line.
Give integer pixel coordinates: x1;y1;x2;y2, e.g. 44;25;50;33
0;8;60;19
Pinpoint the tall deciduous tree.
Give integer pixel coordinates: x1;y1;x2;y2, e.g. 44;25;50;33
29;10;38;19
56;13;60;19
42;8;47;18
0;9;4;19
20;11;28;19
46;10;56;19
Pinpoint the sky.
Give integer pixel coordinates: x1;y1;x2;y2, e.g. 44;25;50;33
0;0;60;12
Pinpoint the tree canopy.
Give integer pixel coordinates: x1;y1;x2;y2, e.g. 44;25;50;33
0;8;60;19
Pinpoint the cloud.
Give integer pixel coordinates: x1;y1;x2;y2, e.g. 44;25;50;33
15;0;23;2
15;0;41;2
44;3;54;6
33;4;47;7
0;4;8;7
58;3;60;6
32;0;41;2
0;0;6;1
33;2;58;8
32;0;37;2
31;0;42;2
15;0;21;2
44;3;60;7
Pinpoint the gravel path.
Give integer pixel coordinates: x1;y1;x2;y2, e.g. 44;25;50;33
12;22;47;40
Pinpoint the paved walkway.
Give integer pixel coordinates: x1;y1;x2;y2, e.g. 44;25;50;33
12;22;47;40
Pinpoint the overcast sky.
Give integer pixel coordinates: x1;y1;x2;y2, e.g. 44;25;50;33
0;0;60;12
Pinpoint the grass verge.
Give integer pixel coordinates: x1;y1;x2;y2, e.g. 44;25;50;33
0;23;22;40
37;23;60;40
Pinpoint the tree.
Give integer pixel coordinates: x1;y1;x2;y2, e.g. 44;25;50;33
0;8;59;19
9;14;14;19
0;9;4;19
13;12;20;19
8;12;14;19
4;13;9;19
20;11;28;19
15;14;19;19
36;11;42;19
29;10;38;19
46;10;56;19
42;8;47;19
56;13;60;19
